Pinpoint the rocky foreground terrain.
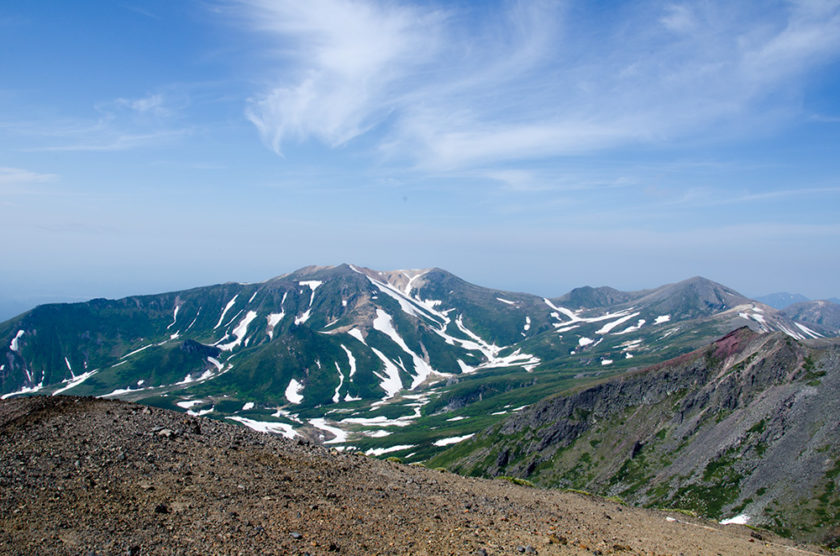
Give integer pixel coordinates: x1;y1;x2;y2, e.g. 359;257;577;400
0;396;827;555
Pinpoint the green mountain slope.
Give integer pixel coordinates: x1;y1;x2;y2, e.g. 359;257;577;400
430;328;840;545
1;265;832;462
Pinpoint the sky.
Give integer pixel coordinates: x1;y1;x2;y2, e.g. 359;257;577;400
1;0;840;319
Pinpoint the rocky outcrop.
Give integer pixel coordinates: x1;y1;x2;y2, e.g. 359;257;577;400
436;328;840;546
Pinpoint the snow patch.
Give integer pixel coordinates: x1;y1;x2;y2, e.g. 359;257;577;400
341;345;357;377
294;309;312;325
614;319;646;335
2;381;44;399
365;445;415;456
266;312;285;339
332;362;344;403
227;416;298;439
596;312;640;335
10;329;25;352
214;295;238;329
369;347;404;399
654;315;671;324
167;305;180;330
242;402;255;411
523;316;531;331
601;359;613;366
795;322;823;338
372;309;435;389
348;328;366;345
578;337;594;346
217;311;258;351
446;416;467;422
720;514;750;525
177;399;204;410
433;433;475;447
285;379;304;404
52;369;99;396
310;418;348;444
496;297;516;305
298;280;323;307
457;359;476;374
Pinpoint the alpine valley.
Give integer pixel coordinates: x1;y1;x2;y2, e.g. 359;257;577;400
2;264;839;544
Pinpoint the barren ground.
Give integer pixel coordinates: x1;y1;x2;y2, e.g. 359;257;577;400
0;396;826;555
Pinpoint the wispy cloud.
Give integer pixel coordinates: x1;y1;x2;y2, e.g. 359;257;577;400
242;0;445;154
238;0;840;170
28;130;189;152
0;167;57;186
13;91;190;152
113;93;169;118
0;167;58;200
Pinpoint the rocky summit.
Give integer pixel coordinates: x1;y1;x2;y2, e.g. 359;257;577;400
0;395;824;555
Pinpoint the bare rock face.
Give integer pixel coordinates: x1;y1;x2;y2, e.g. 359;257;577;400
437;328;840;546
0;395;818;554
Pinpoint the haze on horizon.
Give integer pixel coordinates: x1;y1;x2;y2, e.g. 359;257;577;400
1;0;839;320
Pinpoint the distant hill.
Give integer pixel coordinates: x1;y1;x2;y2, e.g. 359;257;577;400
782;300;840;334
755;292;810;309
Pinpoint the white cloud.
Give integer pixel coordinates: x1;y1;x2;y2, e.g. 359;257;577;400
115;93;168;117
242;0;445;153
30;129;189;152
239;0;840;170
0;167;56;186
0;167;57;197
15;91;189;152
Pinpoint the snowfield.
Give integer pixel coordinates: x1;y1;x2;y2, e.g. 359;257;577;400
285;379;304;404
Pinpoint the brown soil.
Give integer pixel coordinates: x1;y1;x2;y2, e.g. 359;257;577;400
0;396;825;555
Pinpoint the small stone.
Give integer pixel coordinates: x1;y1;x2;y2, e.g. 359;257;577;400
290;532;303;540
154;503;169;514
547;534;567;545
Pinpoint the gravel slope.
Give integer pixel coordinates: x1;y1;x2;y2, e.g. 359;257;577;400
0;396;826;555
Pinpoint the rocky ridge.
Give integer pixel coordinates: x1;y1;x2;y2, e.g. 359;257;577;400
0;395;823;555
432;329;840;546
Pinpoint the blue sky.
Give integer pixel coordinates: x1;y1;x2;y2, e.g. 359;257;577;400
1;0;839;318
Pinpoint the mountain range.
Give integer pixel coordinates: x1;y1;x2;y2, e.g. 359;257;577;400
3;264;839;546
2;264;838;461
756;292;840;310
